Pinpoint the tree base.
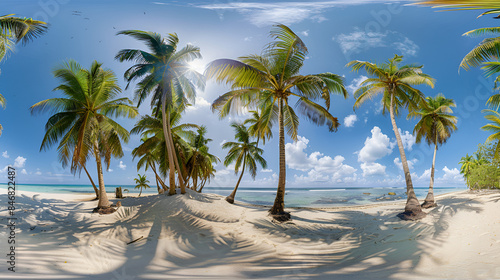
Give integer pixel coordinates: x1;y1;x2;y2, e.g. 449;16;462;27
92;206;117;215
269;211;291;222
225;196;235;204
397;210;427;221
421;201;437;209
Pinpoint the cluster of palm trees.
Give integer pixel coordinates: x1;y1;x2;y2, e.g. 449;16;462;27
4;13;462;220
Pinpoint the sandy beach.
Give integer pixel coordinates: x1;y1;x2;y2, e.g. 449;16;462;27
0;189;499;279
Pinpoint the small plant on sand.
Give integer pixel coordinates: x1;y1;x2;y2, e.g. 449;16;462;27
134;174;150;197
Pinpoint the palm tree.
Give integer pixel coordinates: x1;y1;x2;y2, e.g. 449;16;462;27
134;174;150;197
416;1;500;18
459;153;474;188
205;24;347;220
184;126;220;192
348;54;435;220
0;14;47;61
116;30;205;195
131;108;198;195
222;123;267;204
1;15;47;136
481;109;500;159
244;110;273;146
132;136;167;194
412;94;457;208
30;60;138;210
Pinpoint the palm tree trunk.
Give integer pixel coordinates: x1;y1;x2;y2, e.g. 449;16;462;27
149;162;167;193
422;138;438;208
83;165;99;200
166;118;186;194
226;158;246;204
270;98;289;220
155;175;161;194
161;100;177;195
94;141;110;209
139;187;143;197
389;93;425;220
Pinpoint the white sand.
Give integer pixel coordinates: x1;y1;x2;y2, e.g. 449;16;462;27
0;189;499;279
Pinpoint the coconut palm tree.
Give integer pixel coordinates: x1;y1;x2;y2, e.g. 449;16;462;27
412;94;457;208
459;153;474;188
134;174;150;197
30;60;138;210
416;1;500;18
0;14;47;61
132;136;167;194
222;123;267;204
205;24;347;220
131;108;198;195
116;30;205;195
348;54;435;220
244;110;273;146
481;109;500;159
184;126;219;192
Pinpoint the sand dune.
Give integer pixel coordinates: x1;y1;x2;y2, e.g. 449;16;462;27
0;189;499;279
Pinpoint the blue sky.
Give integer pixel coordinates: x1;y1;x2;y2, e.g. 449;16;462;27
0;0;494;189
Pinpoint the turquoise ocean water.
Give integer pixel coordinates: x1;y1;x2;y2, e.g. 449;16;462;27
0;183;465;208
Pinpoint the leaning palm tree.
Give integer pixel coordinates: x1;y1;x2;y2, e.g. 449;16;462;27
459;153;474;188
222;123;267;204
0;14;47;61
132;136;167;194
116;30;205;195
481;109;500;159
415;1;500;18
30;60;138;210
348;54;435;220
412;94;457;208
205;24;347;220
134;174;150;197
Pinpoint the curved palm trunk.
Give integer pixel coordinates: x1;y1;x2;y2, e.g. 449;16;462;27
166;119;187;194
226;159;246;204
138;187;143;197
390;93;425;220
149;162;167;193
161;101;177;195
270;98;289;220
94;142;110;208
422;139;438;208
83;165;99;200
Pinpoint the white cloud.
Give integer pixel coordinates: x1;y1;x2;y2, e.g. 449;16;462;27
394;157;418;171
358;126;393;163
14;156;26;168
261;169;273;173
441;166;462;181
21;169;27;175
187;97;211;111
35;169;42;175
397;129;416;151
360;162;386;176
346;75;367;94
244;36;252;41
118;161;126;170
333;29;419;59
286;136;356;183
2;151;9;158
108;168;114;172
344;114;358;128
300;30;309;37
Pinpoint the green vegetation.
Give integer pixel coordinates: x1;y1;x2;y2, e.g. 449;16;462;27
205;24;347;220
31;60;138;209
461;142;500;189
134;174;150;197
412;94;457;208
222;123;267;204
348;54;435;220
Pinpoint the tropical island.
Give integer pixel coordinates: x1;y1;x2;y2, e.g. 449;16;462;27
1;0;500;279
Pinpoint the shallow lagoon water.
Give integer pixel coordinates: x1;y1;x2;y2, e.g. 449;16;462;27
2;184;465;208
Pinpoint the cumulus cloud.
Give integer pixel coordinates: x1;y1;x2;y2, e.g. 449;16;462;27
333;29;419;59
187;97;211;111
344;114;358;128
358;126;393;163
441;166;462;182
394;157;418;171
346;75;367;94
21;169;27;175
286;136;356;183
2;151;9;158
360;162;386;176
118;161;126;170
14;156;26;168
397;129;416;151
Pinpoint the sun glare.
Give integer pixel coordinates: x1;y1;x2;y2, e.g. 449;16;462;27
188;59;206;73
